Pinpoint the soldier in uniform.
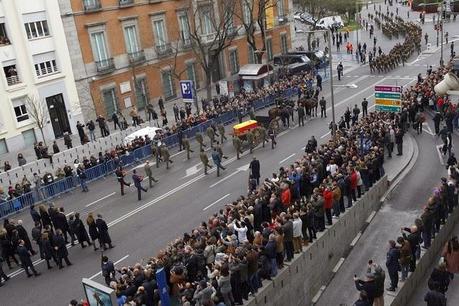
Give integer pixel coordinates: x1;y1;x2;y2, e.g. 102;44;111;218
217;123;227;143
246;129;255;154
160;144;173;169
151;141;162;168
144;160;159;188
195;132;206;150
200;149;212;175
183;135;193;160
258;126;269;148
206;126;217;147
233;135;243;160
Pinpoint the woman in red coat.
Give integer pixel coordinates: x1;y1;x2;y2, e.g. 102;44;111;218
281;182;292;208
323;186;333;225
350;167;358;201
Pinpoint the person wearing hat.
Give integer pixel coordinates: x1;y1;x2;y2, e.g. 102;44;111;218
132;169;148;201
143;160;159;188
95;214;114;250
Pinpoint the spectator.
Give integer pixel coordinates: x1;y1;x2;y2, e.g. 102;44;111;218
17;153;27;166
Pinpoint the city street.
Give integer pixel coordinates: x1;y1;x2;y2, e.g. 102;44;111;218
1;1;459;306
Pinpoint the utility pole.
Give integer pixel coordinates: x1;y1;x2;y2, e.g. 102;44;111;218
440;1;444;66
356;1;359;62
328;29;336;136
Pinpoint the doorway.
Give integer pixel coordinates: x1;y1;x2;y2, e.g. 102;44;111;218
210;50;224;83
46;93;71;138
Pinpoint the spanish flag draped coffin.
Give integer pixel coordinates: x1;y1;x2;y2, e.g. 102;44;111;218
233;120;258;136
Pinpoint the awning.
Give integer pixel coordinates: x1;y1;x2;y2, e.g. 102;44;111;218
238;64;274;77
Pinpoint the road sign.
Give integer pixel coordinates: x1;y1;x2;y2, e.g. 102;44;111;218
180;80;194;102
375;85;402;113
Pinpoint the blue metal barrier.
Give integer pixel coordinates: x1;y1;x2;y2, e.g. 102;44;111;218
0;87;300;219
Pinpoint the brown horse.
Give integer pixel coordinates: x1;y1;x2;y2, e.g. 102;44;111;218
268;107;282;119
299;97;318;117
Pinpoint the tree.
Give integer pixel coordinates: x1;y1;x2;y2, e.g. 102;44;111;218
187;0;240;100
25;95;49;145
235;0;279;64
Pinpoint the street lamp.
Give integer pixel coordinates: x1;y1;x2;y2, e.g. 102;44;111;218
438;1;444;66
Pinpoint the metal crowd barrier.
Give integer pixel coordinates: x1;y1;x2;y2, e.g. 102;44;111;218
0;88;298;219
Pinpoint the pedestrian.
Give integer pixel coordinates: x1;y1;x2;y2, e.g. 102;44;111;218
52;141;60;154
111;112;121;130
158;96;164;113
200;149;212;175
95;214;114;250
86;213;100;251
337;62;344;81
132;169;147;201
101;255;116;286
64;132;72;149
441;236;459;274
86;120;96;141
53;229;72;269
183;135;193;160
354;273;377;305
77;164;89;192
297;104;305;126
249;157;261;185
211;147;225;177
73;213;91;248
386;240;401;291
395;128;404;156
115;166;131;196
96;115;110;137
319;97;327;118
424;285;447;306
54;208;71;244
316;74;322;91
0;255;10;286
33;173;46;201
17;240;40;277
173;103;179;122
76;121;86;145
361;98;368;117
433;112;443;135
144;160;159;188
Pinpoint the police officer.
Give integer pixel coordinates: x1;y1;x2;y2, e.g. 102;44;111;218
196;132;206;150
233;135;243;159
361;98;368;117
152;141;161;168
183;135;193;160
217;123;227;143
200;149;212;175
160;144;173;169
320;97;327;118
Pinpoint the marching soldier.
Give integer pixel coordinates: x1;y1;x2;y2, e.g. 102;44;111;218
217;123;227;143
233;135;243;160
268;127;277;149
183;135;193;160
152;141;162;168
160;144;173;169
144;160;159;188
200;149;212;175
258;126;269;148
195;132;206;150
206;126;217;147
246;129;255;154
215;142;228;159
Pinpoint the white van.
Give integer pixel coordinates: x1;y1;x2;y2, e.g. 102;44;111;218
316;16;344;30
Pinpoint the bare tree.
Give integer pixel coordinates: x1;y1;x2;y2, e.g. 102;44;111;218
187;0;240;100
25;95;49;145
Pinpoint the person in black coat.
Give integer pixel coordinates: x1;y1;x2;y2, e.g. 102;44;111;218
17;240;40;277
15;220;35;255
39;205;52;229
424;287;447;306
428;263;452;294
41;232;57;269
402;225;421;272
386;240;401;291
249;157;261;185
54;208;71;244
0;232;19;269
71;213;91;248
353;291;371;306
354;274;377;305
86;213;100;251
96;214;114;250
30;205;41;224
53;229;72;269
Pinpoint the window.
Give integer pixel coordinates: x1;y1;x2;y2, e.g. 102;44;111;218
22;129;36;147
90;31;109;62
248;45;255;64
178;14;191;46
242;1;251;24
266;38;273;61
199;5;215;35
153;19;168;48
24;20;49;39
12;99;29;122
229;49;239;75
124;25;140;54
0;139;7;155
277;0;285;17
34;59;58;77
161;70;176;100
102;88;117;116
3;64;20;86
186;62;200;89
280;33;288;54
0;23;10;45
83;0;101;11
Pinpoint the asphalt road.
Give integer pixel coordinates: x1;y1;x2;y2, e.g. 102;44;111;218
2;2;459;305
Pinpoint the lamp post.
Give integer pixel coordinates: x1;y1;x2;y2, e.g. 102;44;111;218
439;1;444;66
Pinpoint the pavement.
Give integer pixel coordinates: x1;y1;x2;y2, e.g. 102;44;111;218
1;1;458;305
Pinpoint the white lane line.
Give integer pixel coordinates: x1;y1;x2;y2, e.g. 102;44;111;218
332;257;346;273
350;232;363;247
85;192;116;207
209;170;243;188
65;211;74;217
320;131;331;139
88;255;130;280
203;193;231;211
436;145;445;165
279;153;295;164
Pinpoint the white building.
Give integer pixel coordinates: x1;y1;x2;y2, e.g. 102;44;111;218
0;0;83;154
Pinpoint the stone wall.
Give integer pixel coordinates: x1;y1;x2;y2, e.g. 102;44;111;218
245;176;388;306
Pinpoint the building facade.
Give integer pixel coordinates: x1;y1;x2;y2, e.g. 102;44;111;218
59;0;292;121
0;0;83;154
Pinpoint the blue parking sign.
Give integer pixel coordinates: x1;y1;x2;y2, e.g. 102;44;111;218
180;80;194;102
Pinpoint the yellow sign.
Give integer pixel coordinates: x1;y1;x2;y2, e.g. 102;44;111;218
265;0;274;30
375;99;401;106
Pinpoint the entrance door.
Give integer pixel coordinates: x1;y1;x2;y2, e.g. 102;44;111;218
210;50;224;83
46;94;71;138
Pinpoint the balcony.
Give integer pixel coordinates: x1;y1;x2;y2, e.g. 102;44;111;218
226;26;238;38
128;50;146;65
119;0;134;7
0;23;10;46
6;75;20;86
95;58;115;74
83;0;102;13
3;65;20;86
155;43;172;57
278;15;288;25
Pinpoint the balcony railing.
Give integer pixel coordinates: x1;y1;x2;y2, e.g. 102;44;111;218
155;43;171;57
83;0;102;12
128;50;146;64
6;75;20;86
95;58;115;74
119;0;134;7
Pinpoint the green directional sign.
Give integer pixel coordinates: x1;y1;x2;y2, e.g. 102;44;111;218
375;105;400;113
374;92;401;99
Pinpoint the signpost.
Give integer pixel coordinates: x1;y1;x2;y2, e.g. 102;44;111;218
374;85;402;112
180;80;199;114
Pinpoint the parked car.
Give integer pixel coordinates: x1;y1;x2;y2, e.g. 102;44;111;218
316;16;344;30
294;11;316;25
273;54;313;74
288;50;329;68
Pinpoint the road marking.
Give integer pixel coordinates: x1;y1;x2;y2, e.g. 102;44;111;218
332;257;346;273
209;164;250;188
85;192;116;207
436;145;445;165
279;153;295;164
184;164;201;178
422;122;435;136
88;255;130;280
203;193;231;211
65;211;74;217
320;131;331;139
350;232;363;247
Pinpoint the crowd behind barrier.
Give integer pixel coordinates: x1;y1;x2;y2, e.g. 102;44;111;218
0;88;298;220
